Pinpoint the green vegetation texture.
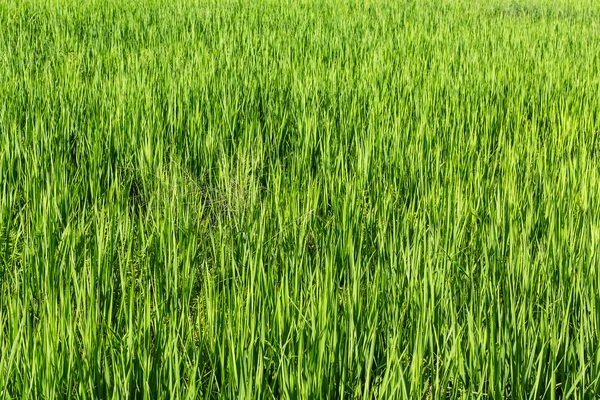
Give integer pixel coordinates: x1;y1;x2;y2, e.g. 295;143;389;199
1;0;600;398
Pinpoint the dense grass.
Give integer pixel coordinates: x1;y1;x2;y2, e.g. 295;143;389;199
1;0;600;398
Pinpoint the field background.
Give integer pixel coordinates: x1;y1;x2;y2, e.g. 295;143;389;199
1;0;600;398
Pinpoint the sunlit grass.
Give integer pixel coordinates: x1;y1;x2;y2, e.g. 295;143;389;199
1;0;600;398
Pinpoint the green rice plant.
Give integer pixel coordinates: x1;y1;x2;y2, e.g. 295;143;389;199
1;0;600;398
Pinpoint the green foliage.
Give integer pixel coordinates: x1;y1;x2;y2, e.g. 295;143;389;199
1;0;600;398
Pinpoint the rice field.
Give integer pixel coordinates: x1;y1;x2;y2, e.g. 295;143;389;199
1;0;600;398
